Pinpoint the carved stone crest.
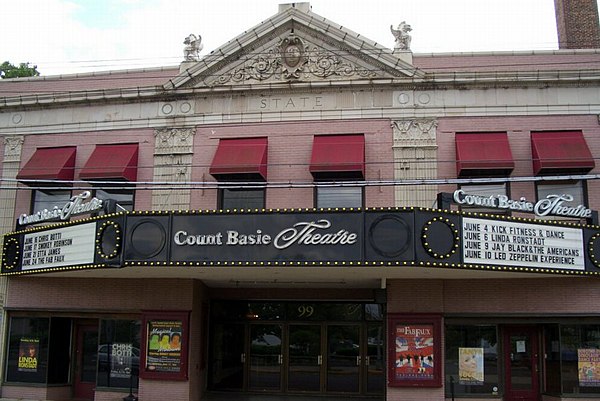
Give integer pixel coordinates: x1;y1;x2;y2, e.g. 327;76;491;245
280;35;306;79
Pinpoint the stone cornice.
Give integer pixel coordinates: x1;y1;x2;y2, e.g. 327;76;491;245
1;69;600;111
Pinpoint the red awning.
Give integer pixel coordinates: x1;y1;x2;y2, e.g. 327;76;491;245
309;134;365;178
209;138;268;180
79;143;139;181
17;147;76;183
455;132;514;176
531;131;595;174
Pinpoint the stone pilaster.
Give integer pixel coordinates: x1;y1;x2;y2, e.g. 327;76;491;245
0;135;23;382
0;136;23;234
391;119;438;208
152;128;195;211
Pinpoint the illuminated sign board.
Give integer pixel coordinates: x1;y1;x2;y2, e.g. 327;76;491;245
453;190;592;219
462;217;585;271
18;191;103;226
21;223;96;271
3;209;600;276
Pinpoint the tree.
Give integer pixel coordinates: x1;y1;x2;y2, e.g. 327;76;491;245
0;61;40;79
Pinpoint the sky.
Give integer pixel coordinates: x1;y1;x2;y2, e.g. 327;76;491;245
0;0;590;76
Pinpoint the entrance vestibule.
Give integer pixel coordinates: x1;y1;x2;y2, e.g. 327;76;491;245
208;301;384;397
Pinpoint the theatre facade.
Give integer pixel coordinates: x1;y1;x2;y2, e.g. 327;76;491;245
2;2;600;401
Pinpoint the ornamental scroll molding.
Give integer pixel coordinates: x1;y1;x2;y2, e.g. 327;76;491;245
154;128;196;155
209;35;379;86
3;136;24;163
391;119;437;146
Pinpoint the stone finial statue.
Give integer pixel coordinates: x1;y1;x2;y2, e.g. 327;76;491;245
391;22;412;52
183;34;203;61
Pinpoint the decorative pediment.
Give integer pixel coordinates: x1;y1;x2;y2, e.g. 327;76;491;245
166;6;423;91
207;33;384;87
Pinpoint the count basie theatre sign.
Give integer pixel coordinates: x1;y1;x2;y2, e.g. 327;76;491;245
3;208;600;276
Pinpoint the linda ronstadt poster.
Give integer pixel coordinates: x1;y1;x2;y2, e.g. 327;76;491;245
18;338;39;372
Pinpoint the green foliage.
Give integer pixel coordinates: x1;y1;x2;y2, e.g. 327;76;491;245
0;61;40;79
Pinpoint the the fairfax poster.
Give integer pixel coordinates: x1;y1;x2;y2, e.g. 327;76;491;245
146;320;183;373
462;217;585;270
394;324;435;381
22;223;96;271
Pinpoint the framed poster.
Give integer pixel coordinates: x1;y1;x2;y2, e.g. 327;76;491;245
388;314;442;387
578;348;600;387
140;311;189;380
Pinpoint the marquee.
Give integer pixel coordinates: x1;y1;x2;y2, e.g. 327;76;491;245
3;208;600;276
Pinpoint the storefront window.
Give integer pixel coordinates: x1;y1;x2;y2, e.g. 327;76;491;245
445;325;499;396
5;317;50;383
561;324;600;393
97;319;141;389
544;325;562;394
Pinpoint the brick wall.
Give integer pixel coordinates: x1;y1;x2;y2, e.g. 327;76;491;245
6;277;194;310
387;277;600;314
555;0;600;49
192;118;395;210
436;114;600;212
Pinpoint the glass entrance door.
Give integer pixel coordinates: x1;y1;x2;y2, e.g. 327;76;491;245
210;323;245;390
208;301;385;397
503;326;540;401
327;324;361;393
288;324;322;392
366;323;385;394
74;323;98;401
249;324;283;391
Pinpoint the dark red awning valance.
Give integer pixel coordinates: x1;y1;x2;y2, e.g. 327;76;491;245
309;134;365;179
455;132;514;176
531;131;595;174
79;143;139;181
209;137;268;180
17;147;76;183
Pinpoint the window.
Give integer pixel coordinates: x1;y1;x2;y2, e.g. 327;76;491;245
536;180;587;221
97;319;141;389
444;325;499;395
5;316;71;384
315;186;363;208
536;180;585;206
5;317;50;383
310;134;365;209
560;324;600;394
95;188;134;212
32;189;71;214
458;183;508;214
219;188;265;210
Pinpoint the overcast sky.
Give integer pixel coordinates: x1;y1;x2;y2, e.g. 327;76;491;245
1;0;592;76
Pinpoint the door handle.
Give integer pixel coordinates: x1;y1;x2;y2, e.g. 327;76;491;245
241;353;246;363
365;356;370;365
278;354;283;365
317;355;322;366
356;356;361;366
